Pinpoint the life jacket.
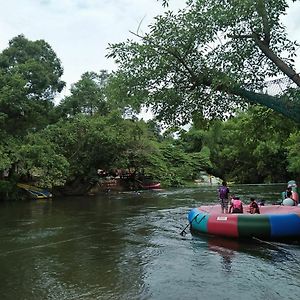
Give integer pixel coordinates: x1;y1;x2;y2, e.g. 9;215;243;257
232;199;242;210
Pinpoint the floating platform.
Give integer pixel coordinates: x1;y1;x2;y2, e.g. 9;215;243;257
188;205;300;241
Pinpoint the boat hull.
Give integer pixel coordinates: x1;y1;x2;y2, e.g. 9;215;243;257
188;205;300;240
139;182;161;189
17;183;52;199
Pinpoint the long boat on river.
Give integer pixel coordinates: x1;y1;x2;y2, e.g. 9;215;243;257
187;205;300;241
17;183;52;199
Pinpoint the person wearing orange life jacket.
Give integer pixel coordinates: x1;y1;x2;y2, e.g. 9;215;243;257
229;196;243;214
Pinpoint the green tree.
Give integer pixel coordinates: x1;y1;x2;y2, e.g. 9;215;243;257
17;134;69;187
108;0;300;123
149;140;212;186
203;107;298;183
286;132;300;175
0;34;65;135
0;35;65;194
58;70;110;117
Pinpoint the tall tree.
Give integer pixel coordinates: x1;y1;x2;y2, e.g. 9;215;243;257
200;106;298;182
0;35;65;191
58;70;110;117
108;0;300;123
0;34;65;135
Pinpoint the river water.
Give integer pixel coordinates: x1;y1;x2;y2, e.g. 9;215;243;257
1;184;300;300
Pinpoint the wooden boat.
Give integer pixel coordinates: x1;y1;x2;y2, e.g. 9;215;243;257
187;205;300;241
17;183;52;199
139;182;161;189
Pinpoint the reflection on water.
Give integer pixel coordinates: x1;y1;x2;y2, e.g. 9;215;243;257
0;185;300;299
192;233;300;275
206;236;239;272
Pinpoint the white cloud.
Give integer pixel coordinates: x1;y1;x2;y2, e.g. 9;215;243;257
0;0;184;96
284;0;300;32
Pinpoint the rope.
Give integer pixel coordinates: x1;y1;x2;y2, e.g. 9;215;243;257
194;214;207;224
180;213;200;236
0;233;101;256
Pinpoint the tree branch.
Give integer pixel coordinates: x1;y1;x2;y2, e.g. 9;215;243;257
166;50;300;122
255;0;271;45
228;34;253;39
128;24;300;122
252;33;300;86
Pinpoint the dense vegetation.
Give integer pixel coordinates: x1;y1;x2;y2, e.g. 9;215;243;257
1;0;300;200
0;35;213;199
181;108;299;183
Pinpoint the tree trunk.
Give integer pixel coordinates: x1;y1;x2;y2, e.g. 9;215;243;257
254;38;300;87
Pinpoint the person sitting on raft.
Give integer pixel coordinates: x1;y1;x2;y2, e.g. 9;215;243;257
282;181;299;206
229;196;243;214
248;197;260;214
282;191;297;206
282;187;292;202
289;183;299;205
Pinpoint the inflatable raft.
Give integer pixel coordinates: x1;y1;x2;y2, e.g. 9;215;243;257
188;205;300;240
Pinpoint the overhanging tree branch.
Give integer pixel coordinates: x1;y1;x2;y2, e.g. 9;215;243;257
120;0;300;123
255;0;271;45
167;49;300;123
252;33;300;87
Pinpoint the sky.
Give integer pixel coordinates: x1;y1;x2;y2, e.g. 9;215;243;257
0;0;184;97
0;0;300;99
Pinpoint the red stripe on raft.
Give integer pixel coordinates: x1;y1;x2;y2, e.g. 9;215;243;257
207;214;239;238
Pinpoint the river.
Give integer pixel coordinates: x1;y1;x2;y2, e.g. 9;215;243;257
0;184;300;300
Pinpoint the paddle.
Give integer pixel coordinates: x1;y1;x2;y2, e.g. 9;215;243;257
180;213;200;236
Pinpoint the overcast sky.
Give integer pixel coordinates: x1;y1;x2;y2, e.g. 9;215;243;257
1;0;300;98
0;0;184;96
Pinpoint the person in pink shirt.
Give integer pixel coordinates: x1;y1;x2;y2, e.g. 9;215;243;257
229;196;243;214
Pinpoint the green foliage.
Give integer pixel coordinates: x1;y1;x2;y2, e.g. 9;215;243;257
286;132;300;173
58;71;110;117
0;35;66;192
0;180;18;201
179;128;205;152
108;0;300;123
0;144;11;171
17;134;69;188
141;140;212;187
0;35;64;98
201;106;299;183
145;120;163;141
2;31;299;199
28;114;162;184
0;34;65;135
